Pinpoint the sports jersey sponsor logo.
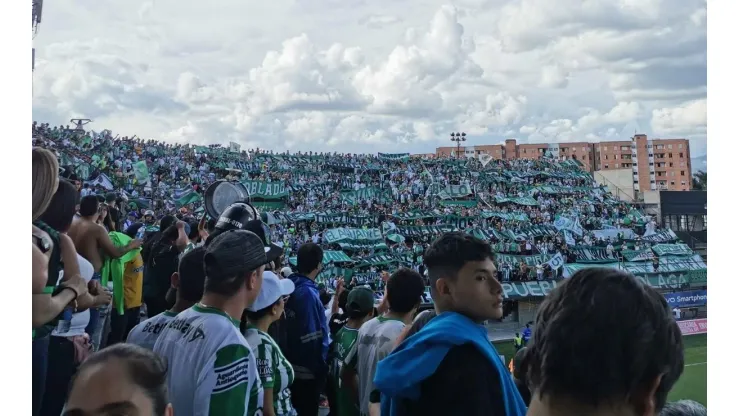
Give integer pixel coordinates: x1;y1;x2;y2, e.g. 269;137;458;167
256;358;271;378
166;319;206;342
213;358;250;394
141;320;168;335
132;265;144;273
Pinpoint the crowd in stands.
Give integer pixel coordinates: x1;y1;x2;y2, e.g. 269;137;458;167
32;122;707;415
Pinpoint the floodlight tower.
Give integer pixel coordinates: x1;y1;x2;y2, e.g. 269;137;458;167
450;132;466;159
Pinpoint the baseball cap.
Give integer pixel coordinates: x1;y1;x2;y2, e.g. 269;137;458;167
281;267;293;278
204;230;269;281
247;271;295;312
346;287;375;315
244;220;283;264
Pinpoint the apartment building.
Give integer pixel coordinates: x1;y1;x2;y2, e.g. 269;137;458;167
434;134;692;192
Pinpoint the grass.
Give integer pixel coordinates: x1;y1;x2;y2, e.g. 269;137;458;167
493;333;707;406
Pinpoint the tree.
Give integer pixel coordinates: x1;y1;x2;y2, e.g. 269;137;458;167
692;170;707;191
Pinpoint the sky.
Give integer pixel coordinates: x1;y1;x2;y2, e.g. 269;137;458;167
32;0;707;160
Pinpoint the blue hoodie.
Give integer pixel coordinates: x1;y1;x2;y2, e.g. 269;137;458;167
374;312;527;416
283;273;330;381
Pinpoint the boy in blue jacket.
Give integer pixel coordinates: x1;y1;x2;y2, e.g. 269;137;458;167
283;242;330;416
374;232;527;416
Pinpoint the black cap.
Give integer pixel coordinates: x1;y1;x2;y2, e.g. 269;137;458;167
244;220;283;264
204;230;269;280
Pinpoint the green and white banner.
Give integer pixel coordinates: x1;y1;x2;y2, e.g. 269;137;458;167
438;184;473;199
563;255;707;278
288;250;352;266
494;252;550;267
571;246;619;263
652;243;694;257
502;272;707;299
378;153;410;161
553;215;584;237
494;196;539;206
337;242;388;251
341;187;390;204
324;227;383;243
637;229;677;243
621;249;655;262
242;180;289;198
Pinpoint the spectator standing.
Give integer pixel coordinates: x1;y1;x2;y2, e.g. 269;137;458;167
341;268;425;416
127;247;206;350
243;271;297;416
328;287;376;416
522;323;532;345
141;215;186;318
283;242;331;416
153;230;267;415
374;232;527;416
526;268;684;416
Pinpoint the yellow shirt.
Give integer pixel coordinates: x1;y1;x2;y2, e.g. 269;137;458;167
122;254;144;309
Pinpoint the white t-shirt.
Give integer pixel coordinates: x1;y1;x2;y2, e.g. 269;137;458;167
344;316;406;416
126;310;177;350
153;305;264;416
52;254;94;338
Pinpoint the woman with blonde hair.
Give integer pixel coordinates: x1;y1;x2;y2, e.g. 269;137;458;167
32;147;60;221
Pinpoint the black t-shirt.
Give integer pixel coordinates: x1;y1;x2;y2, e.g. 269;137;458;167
401;343;506;416
329;312;349;338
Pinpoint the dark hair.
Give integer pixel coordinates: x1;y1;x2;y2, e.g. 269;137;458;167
407;310;436;338
187;221;199;240
125;223;144;239
39;179;78;232
423;232;493;296
206;218;217;232
338;290;350;311
177;247;207;302
69;343;168;415
385;268;425;314
659;400;707;416
79;195;100;217
527;268;683;412
297;243;323;275
159;215;176;232
243;298;282;326
319;289;332;307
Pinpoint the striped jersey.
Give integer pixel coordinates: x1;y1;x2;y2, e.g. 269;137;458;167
330;325;361;416
153;305;264;416
127;310;177;350
244;325;297;416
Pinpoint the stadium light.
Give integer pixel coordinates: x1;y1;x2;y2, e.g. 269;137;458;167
450;132;466;159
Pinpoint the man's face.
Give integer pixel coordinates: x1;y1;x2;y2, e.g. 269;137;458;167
447;258;503;322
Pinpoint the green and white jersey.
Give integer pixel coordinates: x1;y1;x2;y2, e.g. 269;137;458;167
244;325;297;416
344;316;405;416
126;310;177;350
331;325;361;416
153;305;264;416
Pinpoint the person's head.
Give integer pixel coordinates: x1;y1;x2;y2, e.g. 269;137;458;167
187;221;199;242
423;232;502;322
527;268;683;416
345;286;376;321
296;242;324;278
105;193;118;206
64;343;173;416
39;179;78;233
143;210;155;224
281;266;293;278
79;195;100;218
659;400;707;416
171;247;207;304
385;268;425;316
512;346;530;382
337;288;350;312
203;230;268;309
402;309;437;342
244;271;295;325
159;215;176;233
125;223;145;239
32;147;60;221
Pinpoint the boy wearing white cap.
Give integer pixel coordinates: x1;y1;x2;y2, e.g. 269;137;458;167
243;271;298;416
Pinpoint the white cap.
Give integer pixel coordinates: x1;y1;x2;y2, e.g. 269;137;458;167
248;271;295;312
281;266;293;278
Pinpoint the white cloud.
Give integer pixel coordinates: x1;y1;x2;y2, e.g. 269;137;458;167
32;0;706;155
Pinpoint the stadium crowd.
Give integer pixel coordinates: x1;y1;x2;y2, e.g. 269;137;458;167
32;123;707;416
